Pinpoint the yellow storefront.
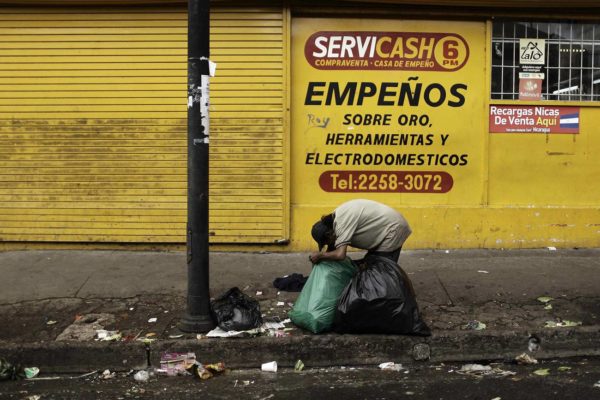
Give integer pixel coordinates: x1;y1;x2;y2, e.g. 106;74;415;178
0;3;290;248
0;1;599;250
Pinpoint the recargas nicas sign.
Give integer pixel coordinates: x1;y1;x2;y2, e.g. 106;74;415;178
304;31;469;71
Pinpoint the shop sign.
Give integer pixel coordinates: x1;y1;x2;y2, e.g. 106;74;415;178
518;39;546;99
489;105;580;134
518;78;542;100
519;39;545;65
292;19;485;203
305;31;469;71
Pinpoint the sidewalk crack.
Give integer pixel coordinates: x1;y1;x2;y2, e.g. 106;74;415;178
74;274;93;298
434;271;455;306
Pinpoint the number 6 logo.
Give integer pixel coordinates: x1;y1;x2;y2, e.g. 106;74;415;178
434;35;469;71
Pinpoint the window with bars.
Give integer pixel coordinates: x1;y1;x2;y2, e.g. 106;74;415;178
491;21;600;101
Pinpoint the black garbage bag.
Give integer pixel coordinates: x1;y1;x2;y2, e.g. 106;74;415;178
334;255;431;336
273;273;308;292
210;287;263;331
0;358;24;381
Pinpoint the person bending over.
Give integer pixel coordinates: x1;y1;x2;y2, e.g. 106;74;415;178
309;199;411;264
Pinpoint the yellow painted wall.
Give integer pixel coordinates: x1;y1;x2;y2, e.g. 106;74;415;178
0;6;288;245
289;17;600;250
488;105;600;206
1;5;599;250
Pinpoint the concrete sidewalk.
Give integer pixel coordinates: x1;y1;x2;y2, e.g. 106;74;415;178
1;248;599;372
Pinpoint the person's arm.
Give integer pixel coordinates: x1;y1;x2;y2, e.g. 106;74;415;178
309;244;348;264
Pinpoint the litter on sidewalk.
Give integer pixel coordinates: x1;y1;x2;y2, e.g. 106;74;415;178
1;358;42;381
464;320;486;331
267;330;290;338
515;353;538;365
537;296;553;303
379;362;405;372
457;364;516;378
273;273;308;292
537;296;554;309
194;364;212;380
56;313;116;342
528;336;541;352
95;329;122;342
141;351;228;381
533;368;550;376
261;361;277;372
263;320;289;329
134;370;150;382
211;287;263;332
193;362;227;380
204;319;292;338
25;370;98;382
156;352;197;376
100;369;116;380
234;379;254;387
544;319;582;328
204;327;245;338
24;367;40;379
459;364;491;373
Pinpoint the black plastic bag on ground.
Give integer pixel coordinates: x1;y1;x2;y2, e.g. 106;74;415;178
210;287;263;331
334;255;431;336
0;358;24;381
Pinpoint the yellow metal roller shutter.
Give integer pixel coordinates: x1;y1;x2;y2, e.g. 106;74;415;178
0;6;287;244
211;7;288;244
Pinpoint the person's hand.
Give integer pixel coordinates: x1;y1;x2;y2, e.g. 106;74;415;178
309;252;322;264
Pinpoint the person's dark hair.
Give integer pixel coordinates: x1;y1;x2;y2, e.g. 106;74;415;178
321;213;334;229
311;213;335;251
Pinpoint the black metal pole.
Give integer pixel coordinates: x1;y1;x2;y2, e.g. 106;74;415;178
179;0;214;333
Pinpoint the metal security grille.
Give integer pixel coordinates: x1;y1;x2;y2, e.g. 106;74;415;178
491;21;600;101
0;6;287;244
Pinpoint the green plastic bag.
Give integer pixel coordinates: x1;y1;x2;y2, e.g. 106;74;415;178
289;258;357;333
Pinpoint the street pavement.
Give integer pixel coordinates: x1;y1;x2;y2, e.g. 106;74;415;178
0;248;599;373
2;357;600;399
